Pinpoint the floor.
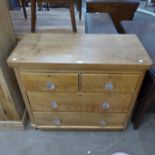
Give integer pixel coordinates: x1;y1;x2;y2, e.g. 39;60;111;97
0;114;155;155
10;1;155;37
2;1;154;155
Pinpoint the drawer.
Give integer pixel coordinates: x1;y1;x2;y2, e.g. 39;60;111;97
33;112;126;127
28;92;132;112
20;72;78;92
81;74;139;93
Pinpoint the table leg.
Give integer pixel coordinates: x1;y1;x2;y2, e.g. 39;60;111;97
31;0;36;32
21;0;27;19
69;0;77;32
78;0;82;20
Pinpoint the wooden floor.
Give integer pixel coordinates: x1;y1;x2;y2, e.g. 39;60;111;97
10;7;85;37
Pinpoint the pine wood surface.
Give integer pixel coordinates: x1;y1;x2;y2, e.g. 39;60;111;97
27;92;132;112
21;72;78;92
33;112;126;127
7;33;152;130
81;73;139;93
7;34;152;70
0;0;27;128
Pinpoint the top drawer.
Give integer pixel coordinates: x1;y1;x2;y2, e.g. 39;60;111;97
20;72;78;92
81;74;139;93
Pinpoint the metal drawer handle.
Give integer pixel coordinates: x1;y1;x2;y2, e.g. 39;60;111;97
51;101;58;109
53;118;61;126
47;82;55;90
100;119;106;127
104;82;113;90
102;102;110;110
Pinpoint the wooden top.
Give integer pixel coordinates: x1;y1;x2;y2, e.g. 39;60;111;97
85;13;118;34
7;34;152;70
121;20;155;74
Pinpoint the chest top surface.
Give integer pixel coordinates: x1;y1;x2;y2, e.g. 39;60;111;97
7;34;152;70
121;20;155;73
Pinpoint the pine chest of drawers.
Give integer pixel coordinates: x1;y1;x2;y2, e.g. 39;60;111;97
7;34;152;130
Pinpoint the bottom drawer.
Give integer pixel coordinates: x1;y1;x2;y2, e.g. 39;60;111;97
33;112;126;129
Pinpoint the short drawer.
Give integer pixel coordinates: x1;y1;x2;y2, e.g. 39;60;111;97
81;74;139;93
20;72;78;92
33;112;126;127
28;92;132;112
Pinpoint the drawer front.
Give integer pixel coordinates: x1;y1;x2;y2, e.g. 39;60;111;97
33;112;126;127
28;92;132;112
81;74;139;93
20;72;78;92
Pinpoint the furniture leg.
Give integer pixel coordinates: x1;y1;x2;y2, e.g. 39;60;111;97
21;0;27;19
78;0;82;20
31;0;36;32
132;71;155;129
133;86;155;129
69;0;77;32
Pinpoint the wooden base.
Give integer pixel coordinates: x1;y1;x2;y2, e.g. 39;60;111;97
31;123;124;131
0;110;29;129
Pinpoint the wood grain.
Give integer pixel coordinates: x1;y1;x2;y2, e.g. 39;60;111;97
0;69;19;120
7;33;152;130
0;0;26;128
7;34;152;70
81;73;140;93
27;92;132;112
21;72;78;92
33;112;126;127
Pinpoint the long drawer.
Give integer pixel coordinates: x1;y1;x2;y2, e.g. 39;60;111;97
33;112;126;127
81;73;139;93
20;72;78;92
27;92;132;112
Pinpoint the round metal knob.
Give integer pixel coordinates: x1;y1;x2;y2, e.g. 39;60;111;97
53;118;61;126
51;101;58;109
47;82;55;90
99;119;106;127
101;102;110;110
104;82;113;90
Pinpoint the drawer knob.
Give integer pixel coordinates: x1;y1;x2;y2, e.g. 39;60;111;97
102;102;110;110
47;82;55;90
104;82;113;90
51;101;58;109
100;119;106;127
53;118;61;126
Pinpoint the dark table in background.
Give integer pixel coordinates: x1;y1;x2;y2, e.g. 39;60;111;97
86;0;140;32
121;20;155;129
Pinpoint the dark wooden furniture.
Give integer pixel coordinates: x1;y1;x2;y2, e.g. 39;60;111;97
31;0;77;32
120;20;155;129
85;13;118;33
77;0;82;19
8;0;27;19
21;0;27;19
86;0;140;32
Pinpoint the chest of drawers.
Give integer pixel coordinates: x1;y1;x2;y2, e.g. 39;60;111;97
7;34;152;130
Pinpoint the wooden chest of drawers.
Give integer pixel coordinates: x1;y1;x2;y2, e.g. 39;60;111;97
7;34;152;130
0;0;27;129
